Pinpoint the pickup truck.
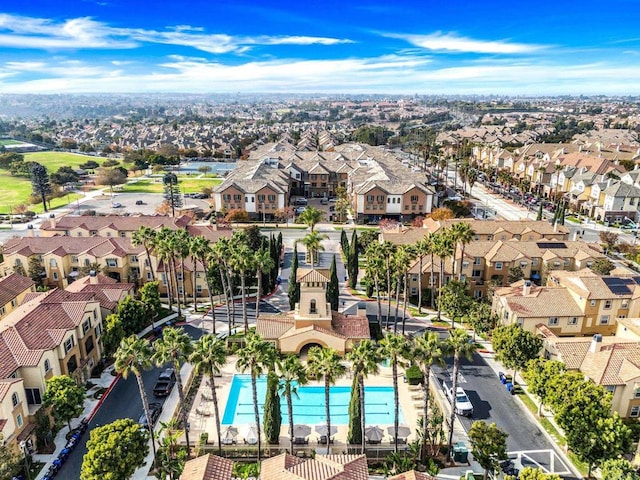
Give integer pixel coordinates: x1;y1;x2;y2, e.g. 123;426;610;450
153;368;176;397
443;381;474;417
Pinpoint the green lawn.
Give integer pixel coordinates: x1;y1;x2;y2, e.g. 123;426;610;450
0;170;33;206
24;151;102;170
121;178;222;194
0;139;22;145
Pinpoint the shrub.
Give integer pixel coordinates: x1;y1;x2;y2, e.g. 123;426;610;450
405;365;423;385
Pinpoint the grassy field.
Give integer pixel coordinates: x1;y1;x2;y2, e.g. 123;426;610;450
24;151;104;170
121;178;222;194
0;139;22;145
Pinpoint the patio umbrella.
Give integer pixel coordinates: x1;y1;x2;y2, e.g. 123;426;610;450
291;424;312;438
315;424;338;437
364;425;385;443
221;426;238;443
387;425;412;439
242;424;258;445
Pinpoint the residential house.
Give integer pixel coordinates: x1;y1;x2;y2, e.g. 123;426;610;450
0;274;36;321
179;454;233;480
39;214;194;238
260;453;368;480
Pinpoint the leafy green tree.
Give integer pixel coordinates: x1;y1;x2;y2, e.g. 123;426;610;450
28;256;46;288
0;436;21;479
326;254;339;311
263;371;282;444
31;163;52;212
117;296;150;335
492;324;543;381
591;257;615;275
348;229;359;289
507;266;525;284
96;167;127;197
153;327;194;457
236;331;277;462
522;359;565;416
600;458;640;480
379;333;410;452
140;281;161;321
468;421;508;480
42;375;86;432
154;419;187;480
80;418;149;480
288;243;300;310
102;313;126;357
114;335;156;457
299;206;324;231
438;280;473;325
190;334;226;455
462;302;498;336
50;166;79;186
346;339;381;453
307;346;346;450
277;355;308;455
162;172;182;217
507;468;561;480
536;201;543;221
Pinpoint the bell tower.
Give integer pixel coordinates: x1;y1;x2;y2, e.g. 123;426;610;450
294;268;332;328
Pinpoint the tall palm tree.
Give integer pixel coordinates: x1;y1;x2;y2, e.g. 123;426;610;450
299;206;324;231
236;331;277;462
155;228;176;312
189;334;226;455
379;333;409;453
392;246;414;333
428;233;438;309
380;241;396;328
434;230;455;321
212;237;234;330
229;242;255;333
346;340;381;454
299;231;328;266
254;248;275;321
450;222;475;282
277;355;308;455
365;242;385;325
412;332;444;462
415;236;430;314
307;346;346;450
444;328;477;462
114;335;157;457
554;163;563;201
189;236;217;333
174;229;191;308
152;327;194;457
155;418;185;480
132;226;157;281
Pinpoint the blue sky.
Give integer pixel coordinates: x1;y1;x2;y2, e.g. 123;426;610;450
1;0;640;95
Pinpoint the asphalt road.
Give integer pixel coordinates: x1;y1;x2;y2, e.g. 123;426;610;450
57;325;204;479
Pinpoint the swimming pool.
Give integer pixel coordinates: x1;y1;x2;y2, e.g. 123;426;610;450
221;375;404;426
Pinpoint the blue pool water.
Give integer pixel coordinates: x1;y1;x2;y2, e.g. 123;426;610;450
222;375;403;425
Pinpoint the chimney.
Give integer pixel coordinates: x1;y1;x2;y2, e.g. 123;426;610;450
590;334;603;353
522;280;532;296
50;216;56;230
573;230;579;241
89;270;97;277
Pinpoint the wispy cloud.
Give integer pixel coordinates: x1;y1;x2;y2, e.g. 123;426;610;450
388;32;545;54
0;14;353;53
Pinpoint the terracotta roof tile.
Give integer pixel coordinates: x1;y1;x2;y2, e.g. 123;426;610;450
388;471;437;480
178;454;234;480
0;273;35;306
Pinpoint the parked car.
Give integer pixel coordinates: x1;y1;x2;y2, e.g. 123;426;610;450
135;200;145;205
293;197;308;206
443;381;474;416
138;402;163;428
112;202;122;208
320;198;328;205
295;206;307;214
153;368;176;397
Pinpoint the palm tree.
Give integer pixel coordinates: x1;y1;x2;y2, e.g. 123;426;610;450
554;162;563;201
114;335;157;458
236;331;277;462
444;328;477;462
189;236;217;333
229;242;255;333
189;334;226;455
434;229;455;321
415;236;429;314
299;206;324;231
379;333;409;453
254;248;275;320
392;246;414;333
132;226;157;281
450;222;475;282
277;355;308;455
380;241;397;327
365;242;385;325
299;231;328;266
152;327;194;457
154;228;176;313
212;237;234;330
156;418;185;480
174;229;191;308
346;340;381;454
307;346;346;449
412;332;444;462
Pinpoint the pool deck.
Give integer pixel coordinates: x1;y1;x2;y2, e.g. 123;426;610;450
186;356;421;451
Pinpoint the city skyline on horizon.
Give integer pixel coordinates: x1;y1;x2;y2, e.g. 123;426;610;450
1;0;640;96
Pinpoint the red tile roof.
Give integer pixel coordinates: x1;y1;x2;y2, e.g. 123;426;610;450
261;453;368;480
179;454;233;480
0;274;35;307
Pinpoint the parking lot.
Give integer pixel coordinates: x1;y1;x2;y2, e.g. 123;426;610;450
75;193;211;216
292;196;337;222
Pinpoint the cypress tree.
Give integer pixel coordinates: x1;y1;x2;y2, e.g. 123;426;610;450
277;232;283;257
288;243;300;310
559;203;566;225
348;230;359;289
341;229;349;259
269;234;278;290
536;201;543;221
263;372;282;444
327;255;339;311
346;376;362;445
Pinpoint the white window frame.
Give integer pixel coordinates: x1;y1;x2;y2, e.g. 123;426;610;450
495;262;503;270
64;336;75;354
600;315;610;325
590;300;597;307
630;405;640;417
44;359;51;372
11;392;19;407
549;317;559;326
568;317;578;325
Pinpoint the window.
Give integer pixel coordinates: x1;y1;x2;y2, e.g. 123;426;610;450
11;392;19;407
600;315;610;325
472;270;481;277
146;272;152;280
44;359;51;372
16;414;23;428
376;195;384;202
564;259;570;267
258;194;265;202
474;257;481;265
605;385;616;394
95;324;102;338
50;259;57;268
568;317;578;325
549;317;559;325
120;231;126;238
84;258;90;266
310;299;317;314
462;262;469;268
223;194;231;202
532;258;538;266
635;388;640;399
64;336;75;354
53;272;58;281
106;258;117;267
487;235;493;241
520;261;527;268
367;195;374;202
410;195;418;203
196;285;202;294
130;255;138;263
11;299;17;308
473;290;483;299
268;194;276;202
495;262;503;270
25;388;41;405
604;300;612;310
71;255;78;263
85;336;94;354
590;300;597;307
630;406;640;417
233;194;242;202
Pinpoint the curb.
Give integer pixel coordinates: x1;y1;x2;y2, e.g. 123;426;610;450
87;372;121;422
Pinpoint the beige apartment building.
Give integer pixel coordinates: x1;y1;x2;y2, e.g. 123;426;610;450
0;273;36;321
38;214;194;238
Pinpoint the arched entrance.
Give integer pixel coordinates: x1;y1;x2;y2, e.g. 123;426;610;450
298;342;325;359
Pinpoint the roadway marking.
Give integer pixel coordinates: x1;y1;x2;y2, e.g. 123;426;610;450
507;449;573;476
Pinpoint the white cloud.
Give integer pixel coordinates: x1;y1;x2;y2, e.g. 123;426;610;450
0;13;352;53
389;32;545;54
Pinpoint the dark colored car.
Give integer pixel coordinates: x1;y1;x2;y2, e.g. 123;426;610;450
153;368;176;397
138;402;163;428
135;200;145;205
